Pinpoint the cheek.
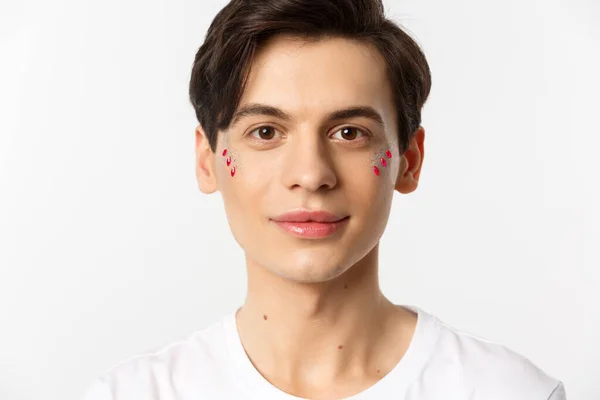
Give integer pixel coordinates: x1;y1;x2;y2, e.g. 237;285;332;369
370;147;394;177
218;148;272;212
340;146;396;209
342;146;396;191
218;144;270;183
219;148;238;177
350;148;396;240
218;151;271;248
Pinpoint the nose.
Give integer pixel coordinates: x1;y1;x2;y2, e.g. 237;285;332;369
281;132;337;193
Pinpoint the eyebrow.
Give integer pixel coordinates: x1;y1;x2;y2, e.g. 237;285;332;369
230;103;386;129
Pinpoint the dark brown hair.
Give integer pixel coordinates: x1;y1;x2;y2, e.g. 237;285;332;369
189;0;431;154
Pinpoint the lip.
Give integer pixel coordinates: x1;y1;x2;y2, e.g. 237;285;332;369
271;210;347;223
270;210;350;239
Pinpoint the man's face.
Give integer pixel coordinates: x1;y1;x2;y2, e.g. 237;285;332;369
198;35;417;283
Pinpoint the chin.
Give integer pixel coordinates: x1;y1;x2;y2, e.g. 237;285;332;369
269;251;351;284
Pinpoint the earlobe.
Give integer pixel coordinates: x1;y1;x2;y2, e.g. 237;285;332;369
195;124;219;194
394;126;425;194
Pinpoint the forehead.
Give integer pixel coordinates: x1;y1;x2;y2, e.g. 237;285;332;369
239;35;395;122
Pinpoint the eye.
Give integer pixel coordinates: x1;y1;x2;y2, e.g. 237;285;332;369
331;126;366;141
249;125;279;140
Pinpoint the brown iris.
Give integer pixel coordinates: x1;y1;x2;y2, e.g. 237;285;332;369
340;127;359;140
256;126;276;140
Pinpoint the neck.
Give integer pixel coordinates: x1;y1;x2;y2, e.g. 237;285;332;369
235;243;416;397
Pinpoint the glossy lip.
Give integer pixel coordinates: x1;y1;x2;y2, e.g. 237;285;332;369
270;210;350;239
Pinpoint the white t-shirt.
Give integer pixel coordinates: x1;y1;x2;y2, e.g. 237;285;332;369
82;305;566;399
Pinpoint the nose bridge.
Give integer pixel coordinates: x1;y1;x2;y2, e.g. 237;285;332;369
282;128;337;192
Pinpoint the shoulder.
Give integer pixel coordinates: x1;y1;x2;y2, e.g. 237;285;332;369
83;316;231;399
425;313;566;400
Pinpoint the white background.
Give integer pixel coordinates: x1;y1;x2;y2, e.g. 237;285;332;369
1;0;598;399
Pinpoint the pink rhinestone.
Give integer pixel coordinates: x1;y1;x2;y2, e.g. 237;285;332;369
385;149;392;158
230;167;236;177
373;166;380;176
226;156;231;166
222;149;227;156
380;158;387;167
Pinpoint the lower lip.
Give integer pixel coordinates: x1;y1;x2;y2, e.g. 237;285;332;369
271;217;350;239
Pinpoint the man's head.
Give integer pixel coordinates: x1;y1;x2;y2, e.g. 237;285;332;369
190;0;431;284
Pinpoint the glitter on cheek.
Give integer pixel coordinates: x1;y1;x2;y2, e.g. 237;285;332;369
221;145;242;178
370;148;393;176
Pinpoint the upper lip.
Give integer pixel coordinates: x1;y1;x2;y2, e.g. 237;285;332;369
271;209;348;223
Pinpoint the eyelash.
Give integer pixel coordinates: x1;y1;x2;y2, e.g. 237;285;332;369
246;125;371;143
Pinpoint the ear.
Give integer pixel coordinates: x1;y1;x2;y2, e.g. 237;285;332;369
395;126;425;194
195;124;218;194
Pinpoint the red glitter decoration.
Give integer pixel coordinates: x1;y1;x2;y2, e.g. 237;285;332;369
226;156;231;166
230;167;236;177
385;149;392;158
222;149;227;156
380;158;387;167
373;166;380;176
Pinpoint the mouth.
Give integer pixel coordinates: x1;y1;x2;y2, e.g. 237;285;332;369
271;217;350;239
